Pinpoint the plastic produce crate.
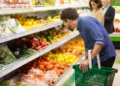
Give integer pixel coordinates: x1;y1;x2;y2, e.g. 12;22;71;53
73;64;118;86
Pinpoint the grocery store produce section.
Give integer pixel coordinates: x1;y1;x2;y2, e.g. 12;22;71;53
0;0;120;86
0;38;85;86
0;0;88;86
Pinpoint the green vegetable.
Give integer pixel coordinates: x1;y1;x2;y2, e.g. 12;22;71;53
15;19;21;26
9;27;18;33
0;16;7;21
46;36;52;43
0;43;16;65
47;31;52;36
40;34;45;38
0;81;11;86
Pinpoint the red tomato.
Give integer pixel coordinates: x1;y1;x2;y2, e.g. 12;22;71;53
59;65;64;69
33;64;37;68
46;65;53;70
43;62;48;67
59;69;64;74
54;64;59;68
39;65;44;70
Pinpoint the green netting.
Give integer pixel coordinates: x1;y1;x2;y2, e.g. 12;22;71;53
73;65;118;86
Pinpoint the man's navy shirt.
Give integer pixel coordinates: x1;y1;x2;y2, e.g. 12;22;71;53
77;16;116;65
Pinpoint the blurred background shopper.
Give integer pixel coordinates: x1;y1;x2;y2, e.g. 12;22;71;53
102;0;115;34
89;0;104;25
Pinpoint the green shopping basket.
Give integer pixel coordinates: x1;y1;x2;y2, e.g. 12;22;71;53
73;50;118;86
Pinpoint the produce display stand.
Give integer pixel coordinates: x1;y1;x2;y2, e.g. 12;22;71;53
0;1;89;85
0;5;89;15
0;32;80;78
0;21;63;43
109;33;120;42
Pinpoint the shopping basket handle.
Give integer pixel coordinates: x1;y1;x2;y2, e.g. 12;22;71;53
88;50;101;69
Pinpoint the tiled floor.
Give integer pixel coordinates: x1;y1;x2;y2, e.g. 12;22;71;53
113;49;120;86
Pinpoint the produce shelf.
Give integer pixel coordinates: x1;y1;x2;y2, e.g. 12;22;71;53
54;55;85;86
109;32;120;37
0;31;80;78
109;33;120;41
0;21;63;43
33;5;89;11
0;5;89;15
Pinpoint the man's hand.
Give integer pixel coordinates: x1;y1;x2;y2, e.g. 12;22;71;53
79;44;103;73
79;60;89;72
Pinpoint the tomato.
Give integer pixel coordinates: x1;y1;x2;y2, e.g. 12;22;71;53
46;65;53;70
53;67;58;72
37;60;41;64
54;64;59;68
52;61;57;65
43;62;48;67
59;69;64;74
33;64;37;68
67;64;71;67
59;65;64;69
39;65;44;70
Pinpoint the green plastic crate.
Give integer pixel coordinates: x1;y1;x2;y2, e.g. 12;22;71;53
73;64;118;86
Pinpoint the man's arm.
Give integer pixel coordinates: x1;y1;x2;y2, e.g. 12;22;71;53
91;45;103;60
105;7;115;22
79;44;103;72
85;51;88;60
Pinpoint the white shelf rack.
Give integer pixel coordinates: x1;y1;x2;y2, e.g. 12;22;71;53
0;5;89;15
0;31;80;78
33;5;89;11
0;21;63;43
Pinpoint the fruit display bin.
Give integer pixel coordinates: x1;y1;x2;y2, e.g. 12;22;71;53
73;64;118;86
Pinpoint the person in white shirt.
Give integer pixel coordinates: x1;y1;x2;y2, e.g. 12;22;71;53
102;0;115;34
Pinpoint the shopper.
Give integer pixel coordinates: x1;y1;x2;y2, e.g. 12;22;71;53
89;0;104;25
102;0;115;34
60;8;116;72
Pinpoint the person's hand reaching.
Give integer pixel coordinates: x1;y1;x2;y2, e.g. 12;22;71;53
79;60;89;72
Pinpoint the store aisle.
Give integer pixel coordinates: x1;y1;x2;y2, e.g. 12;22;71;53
113;49;120;86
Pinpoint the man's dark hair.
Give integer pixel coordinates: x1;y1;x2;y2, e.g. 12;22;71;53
60;8;79;22
89;0;103;11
